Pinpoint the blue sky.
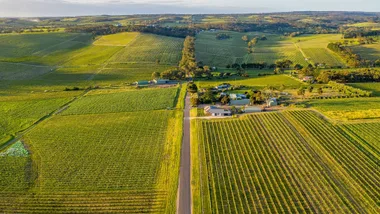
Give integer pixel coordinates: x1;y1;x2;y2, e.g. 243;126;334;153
0;0;379;17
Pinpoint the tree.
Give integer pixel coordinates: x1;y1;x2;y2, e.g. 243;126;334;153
294;64;303;70
308;86;314;93
152;71;160;80
297;87;306;97
221;96;230;105
318;87;323;95
190;97;199;107
187;82;198;93
242;35;249;42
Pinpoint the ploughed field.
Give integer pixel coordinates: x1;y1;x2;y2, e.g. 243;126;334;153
192;110;379;213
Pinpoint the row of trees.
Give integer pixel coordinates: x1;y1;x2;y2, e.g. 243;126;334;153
216;33;231;40
329;81;372;97
66;24;196;38
179;36;197;77
317;69;380;83
327;42;363;67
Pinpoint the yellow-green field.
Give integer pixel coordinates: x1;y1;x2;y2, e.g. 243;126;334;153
93;32;140;46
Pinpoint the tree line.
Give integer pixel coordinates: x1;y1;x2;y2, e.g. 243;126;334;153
317;69;380;83
65;24;196;38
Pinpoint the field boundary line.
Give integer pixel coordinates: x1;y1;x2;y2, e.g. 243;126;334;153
32;34;83;57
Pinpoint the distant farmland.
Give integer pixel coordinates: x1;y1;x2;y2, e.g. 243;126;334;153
192;110;379;213
195;31;346;67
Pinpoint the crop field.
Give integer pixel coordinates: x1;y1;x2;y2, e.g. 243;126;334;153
197;74;303;88
110;34;184;65
294;34;346;67
348;83;380;96
351;43;380;61
0;110;182;213
339;122;380;159
93;32;140;46
97;63;172;84
0;97;72;147
192;110;379;213
0;62;51;80
62;87;179;115
310;97;380;121
0;33;78;59
195;32;348;67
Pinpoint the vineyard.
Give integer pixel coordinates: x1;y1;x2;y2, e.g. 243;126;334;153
109;33;184;65
0;110;183;213
192;110;379;213
62;87;179;115
310;97;380;120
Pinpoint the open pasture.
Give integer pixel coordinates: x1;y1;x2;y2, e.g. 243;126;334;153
0;62;51;80
192;110;379;213
62;87;179;115
110;33;184;65
0;110;182;213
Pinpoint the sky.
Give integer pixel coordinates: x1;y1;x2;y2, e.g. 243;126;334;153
0;0;379;17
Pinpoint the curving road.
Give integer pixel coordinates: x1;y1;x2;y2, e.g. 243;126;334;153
177;94;191;214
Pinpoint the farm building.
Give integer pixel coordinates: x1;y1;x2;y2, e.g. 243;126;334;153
204;106;232;116
244;106;262;113
302;76;314;82
267;98;278;107
215;84;230;91
153;79;170;84
230;99;250;106
135;80;150;86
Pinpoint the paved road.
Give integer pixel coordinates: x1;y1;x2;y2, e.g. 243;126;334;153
177;94;191;214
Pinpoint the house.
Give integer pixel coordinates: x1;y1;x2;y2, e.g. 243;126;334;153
230;93;247;100
153;79;170;85
204;106;232;116
230;99;250;106
302;76;314;82
215;84;230;91
267;98;278;107
135;80;150;86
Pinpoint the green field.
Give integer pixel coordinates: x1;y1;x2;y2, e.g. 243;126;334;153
348;83;380;96
0;97;73;146
109;33;184;65
93;32;140;46
310;97;380;121
192;110;379;213
62;87;179;115
351;43;380;61
0;110;182;213
195;31;347;67
197;74;303;88
294;34;346;67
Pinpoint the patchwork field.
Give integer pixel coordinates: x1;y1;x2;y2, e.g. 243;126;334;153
191;110;379;213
